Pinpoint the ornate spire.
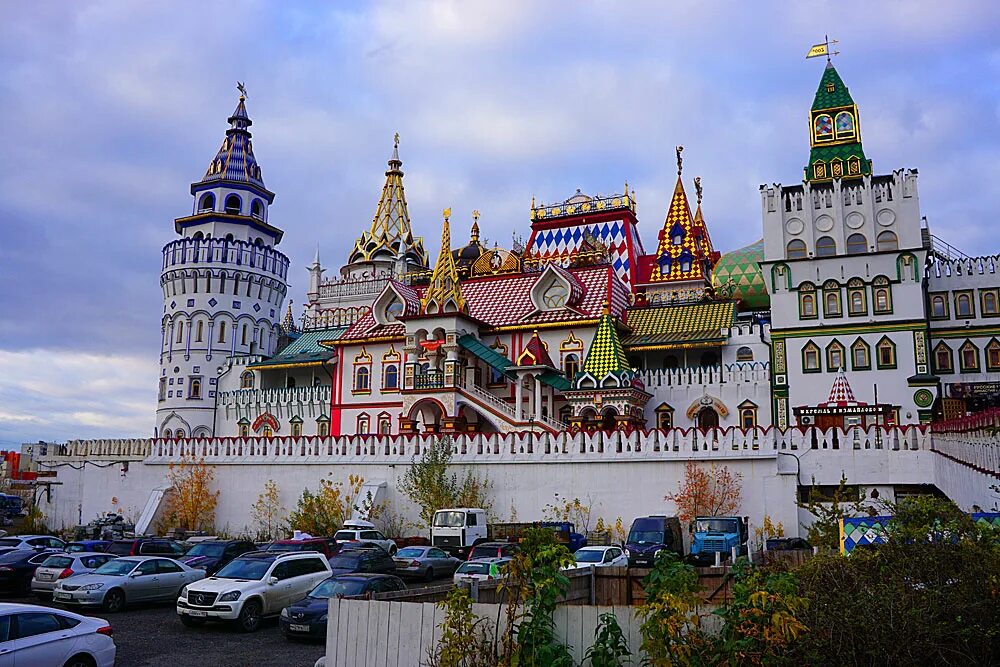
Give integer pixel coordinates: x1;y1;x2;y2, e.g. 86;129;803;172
471;210;480;244
805;63;871;182
281;300;297;333
649;161;717;284
199;84;265;187
421;209;467;314
347;134;428;268
581;313;630;377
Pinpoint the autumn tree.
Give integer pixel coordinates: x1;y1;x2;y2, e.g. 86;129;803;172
161;457;220;532
399;437;493;527
543;493;598;533
665;461;743;524
250;479;285;541
286;474;365;536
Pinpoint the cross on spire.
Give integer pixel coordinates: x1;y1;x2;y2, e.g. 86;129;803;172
237;81;248;99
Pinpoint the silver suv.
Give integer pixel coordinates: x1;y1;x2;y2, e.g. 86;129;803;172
177;551;331;632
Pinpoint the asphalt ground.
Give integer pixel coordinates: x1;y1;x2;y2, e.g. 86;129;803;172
0;575;451;667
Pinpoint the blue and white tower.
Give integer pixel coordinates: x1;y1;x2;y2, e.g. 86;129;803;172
156;89;289;438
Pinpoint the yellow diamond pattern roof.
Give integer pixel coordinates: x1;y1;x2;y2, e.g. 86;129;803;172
622;302;736;348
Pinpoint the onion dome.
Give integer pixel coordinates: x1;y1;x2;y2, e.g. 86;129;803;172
198;93;266;188
712;239;769;311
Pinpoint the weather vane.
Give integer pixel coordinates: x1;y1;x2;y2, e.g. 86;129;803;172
472;210;480;223
393;132;400;149
675;145;684;176
237;81;248;99
443;207;451;220
694;176;703;205
806;35;840;62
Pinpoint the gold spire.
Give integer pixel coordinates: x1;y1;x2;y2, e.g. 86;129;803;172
421;209;467;314
471;210;480;243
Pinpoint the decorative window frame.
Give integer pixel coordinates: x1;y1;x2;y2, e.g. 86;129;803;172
954;290;975;319
737;400;758;429
876;336;897;370
846;234;868;255
487;337;509;387
799;282;817;320
834;110;856;140
932;342;954;374
826;339;846;372
352;347;373;395
822;280;842;318
736;346;754;362
381;345;401;393
560;332;584;379
872;276;893;315
240;371;254;389
654;403;674;430
356;413;371;435
847;278;867;316
802;341;821;374
896;253;919;282
980;289;1000;318
928;292;950;320
316;415;330;437
986;338;1000;372
786;241;807;260
959;339;980;373
377;412;392;435
851;338;871;371
289;415;303;438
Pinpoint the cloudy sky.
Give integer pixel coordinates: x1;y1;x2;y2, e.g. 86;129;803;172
0;1;997;446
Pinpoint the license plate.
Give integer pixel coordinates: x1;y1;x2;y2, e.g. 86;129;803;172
187;610;207;617
289;623;310;632
38;573;53;581
54;592;72;600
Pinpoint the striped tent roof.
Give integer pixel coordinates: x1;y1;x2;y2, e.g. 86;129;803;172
819;369;866;407
198;96;266;188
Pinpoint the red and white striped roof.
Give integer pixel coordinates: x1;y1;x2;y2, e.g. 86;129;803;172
818;369;867;408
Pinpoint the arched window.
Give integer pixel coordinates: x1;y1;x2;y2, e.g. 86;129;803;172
876;337;896;369
982;290;1000;316
240;371;254;389
956;292;974;318
800;293;816;318
816;236;837;257
802;342;821;372
564;353;580;380
195;320;204;342
823;281;842;317
655;403;674;430
224;194;241;215
934;343;953;373
826;340;845;371
786;239;807;259
354;366;371;393
175;320;185;343
847;279;866;316
317;416;330;437
930;294;947;319
736;347;753;362
960;341;980;372
738;402;758;429
846;234;867;255
217;321;227;343
251;199;264;219
986;340;1000;371
876;231;898;252
383;364;399;391
872;277;892;314
835;111;855;138
162;429;172;439
357;413;371;434
190;379;202;399
175;429;185;440
198;193;215;212
814;114;833;140
378;414;391;435
290;417;303;438
851;339;870;370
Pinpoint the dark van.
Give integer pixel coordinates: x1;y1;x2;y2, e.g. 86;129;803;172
625;515;683;567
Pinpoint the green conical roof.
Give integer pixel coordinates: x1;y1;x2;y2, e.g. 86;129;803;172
712;239;769;311
812;63;854;110
805;63;871;182
582;314;630;377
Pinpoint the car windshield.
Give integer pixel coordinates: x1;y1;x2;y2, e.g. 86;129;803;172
0;539;21;547
309;578;367;598
65;544;89;553
575;550;605;563
395;548;425;558
333;531;357;541
695;519;738;533
433;511;466;527
40;556;73;568
628;531;664;545
329;554;362;568
266;542;313;552
106;542;135;556
456;562;490;575
215;558;272;580
185;543;226;557
93;559;139;576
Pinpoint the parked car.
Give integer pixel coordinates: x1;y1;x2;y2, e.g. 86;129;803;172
393;546;461;581
65;540;111;553
568;546;628;569
177;551;332;632
105;538;187;557
467;542;519;561
765;537;812;551
179;539;255;576
625;516;684;567
31;552;117;598
0;602;116;666
0;535;66;555
263;536;341;559
0;549;62;595
333;520;397;555
328;546;396;576
453;557;511;585
53;556;205;612
280;574;406;640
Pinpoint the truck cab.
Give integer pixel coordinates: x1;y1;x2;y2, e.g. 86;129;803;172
689;516;749;564
625;515;683;567
431;508;487;557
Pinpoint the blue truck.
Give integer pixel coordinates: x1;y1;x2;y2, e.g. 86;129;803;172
689;516;749;564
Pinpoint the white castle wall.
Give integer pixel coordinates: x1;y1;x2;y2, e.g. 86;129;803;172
35;427;935;539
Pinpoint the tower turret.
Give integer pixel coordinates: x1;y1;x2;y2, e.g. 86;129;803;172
156;87;289;439
805;62;872;182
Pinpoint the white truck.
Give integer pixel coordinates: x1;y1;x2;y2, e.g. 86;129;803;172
430;508;487;557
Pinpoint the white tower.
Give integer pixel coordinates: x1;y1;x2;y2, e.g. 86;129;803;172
156;89;289;438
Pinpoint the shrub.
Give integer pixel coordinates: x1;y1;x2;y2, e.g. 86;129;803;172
585;612;632;667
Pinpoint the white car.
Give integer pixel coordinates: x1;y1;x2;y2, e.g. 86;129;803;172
0;535;65;555
333;520;397;555
31;552;117;598
568;546;628;569
453;557;511;585
0;602;116;667
177;550;331;632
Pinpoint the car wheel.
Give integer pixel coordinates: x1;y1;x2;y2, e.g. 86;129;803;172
180;614;207;628
102;589;126;613
424;567;435;582
236;600;262;633
389;544;397;556
62;654;96;667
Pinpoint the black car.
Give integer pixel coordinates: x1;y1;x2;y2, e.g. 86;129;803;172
179;539;255;576
280;574;406;640
468;542;519;561
0;549;60;595
105;538;187;557
327;547;396;576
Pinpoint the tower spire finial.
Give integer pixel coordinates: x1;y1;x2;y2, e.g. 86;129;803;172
675;145;684;176
237;81;247;100
471;210;481;243
694;176;703;205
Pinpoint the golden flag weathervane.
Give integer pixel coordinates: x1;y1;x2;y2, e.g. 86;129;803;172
806;35;839;61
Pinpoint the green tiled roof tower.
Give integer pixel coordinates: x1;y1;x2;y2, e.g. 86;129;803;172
805;63;872;182
581;313;631;378
712;239;769;311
